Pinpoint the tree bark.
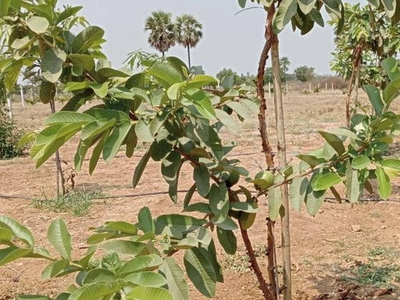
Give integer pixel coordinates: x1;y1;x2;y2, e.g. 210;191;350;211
50;99;65;197
187;45;191;69
271;38;292;300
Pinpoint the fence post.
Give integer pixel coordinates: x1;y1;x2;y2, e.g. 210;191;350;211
20;85;25;107
268;82;271;98
309;83;311;93
331;82;334;91
325;82;328;91
7;96;13;120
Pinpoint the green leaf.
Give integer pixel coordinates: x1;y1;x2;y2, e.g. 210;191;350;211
103;121;132;162
68;282;120;300
0;0;11;17
193;165;210;197
89;129;110;174
289;177;308;212
126;287;173;300
216;228;237;255
45;111;95;125
268;187;282;221
68;54;95;72
0;216;34;247
184;248;216;298
64;82;90;92
352;155;370;170
345;161;361;203
71;26;105;54
298;0;317;14
305;184;326;216
226;101;252;119
150;139;173;161
309;8;324;27
102;240;146;255
312;172;341;191
186;89;216;120
81;119;116;142
10;36;31;49
124;272;167;287
26;16;49;34
47;219;72;260
296;154;324;168
138;207;155;233
3;60;23;91
364;85;384;115
184;203;212;214
229;202;258;213
154;215;206;239
209;183;229;218
159;258;189;300
212;215;238;231
132;148;151;188
383;78;400;105
41;48;66;83
89;82;108;98
381;57;400;80
376;166;391;200
186;75;218;90
135;119;154;142
318;131;345;156
41;259;69;280
148;62;184;88
97;67;129;79
118;255;159;275
0;247;32;266
16;296;52;300
215;109;239;134
82;268;116;284
39;81;55;104
273;0;298;33
104;221;138;234
381;159;400;177
126;73;147;89
381;0;396;17
161;151;183;203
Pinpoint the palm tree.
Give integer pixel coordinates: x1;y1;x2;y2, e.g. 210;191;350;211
144;11;177;57
176;14;203;68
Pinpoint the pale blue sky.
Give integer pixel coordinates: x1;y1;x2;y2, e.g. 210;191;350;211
57;0;359;76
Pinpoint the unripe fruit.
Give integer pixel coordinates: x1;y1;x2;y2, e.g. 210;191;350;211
252;170;275;190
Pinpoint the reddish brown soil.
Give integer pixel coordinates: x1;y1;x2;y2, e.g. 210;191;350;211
1;92;400;299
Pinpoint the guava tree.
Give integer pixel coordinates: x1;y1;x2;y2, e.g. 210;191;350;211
329;2;400;125
1;1;400;300
0;0;106;196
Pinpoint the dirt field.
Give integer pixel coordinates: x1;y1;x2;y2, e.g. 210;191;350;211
1;91;400;300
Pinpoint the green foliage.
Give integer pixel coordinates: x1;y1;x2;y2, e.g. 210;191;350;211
216;68;255;86
0;107;23;159
31;190;104;216
264;57;290;83
329;3;400;87
294;65;315;82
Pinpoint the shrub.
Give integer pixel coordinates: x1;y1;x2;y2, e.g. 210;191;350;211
0;108;23;159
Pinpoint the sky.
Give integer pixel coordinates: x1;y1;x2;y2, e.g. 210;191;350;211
57;0;358;76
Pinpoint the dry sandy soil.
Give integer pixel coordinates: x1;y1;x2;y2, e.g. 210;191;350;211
1;91;400;300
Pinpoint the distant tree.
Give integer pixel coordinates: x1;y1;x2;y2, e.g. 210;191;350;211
294;66;315;82
216;68;240;84
190;65;205;75
176;14;203;68
144;11;177;56
264;57;290;83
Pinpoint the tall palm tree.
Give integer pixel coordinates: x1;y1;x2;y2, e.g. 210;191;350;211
144;11;177;57
176;14;203;68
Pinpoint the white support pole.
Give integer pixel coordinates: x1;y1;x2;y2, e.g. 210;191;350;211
286;82;289;95
7;97;13;120
309;83;312;93
325;82;328;91
331;82;334;91
20;85;25;107
268;82;271;98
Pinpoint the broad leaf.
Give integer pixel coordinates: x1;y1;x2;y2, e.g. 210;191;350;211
154;215;206;239
71;26;105;54
268;187;282;221
26;16;49;34
102;240;146;256
41;259;69;280
184;248;216;298
298;0;317;14
0;216;34;247
68;282;120;300
132;148;151;188
159;258;189;300
364;85;383;115
376;166;391;200
124;272;167;287
47;219;72;260
318;131;345;155
312;172;341;191
304;184;326;216
289;177;308;212
126;286;173;300
352;155;370;170
103;121;132;162
138;207;155;233
41;48;66;83
216;228;237;255
193;165;210;197
273;0;298;33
